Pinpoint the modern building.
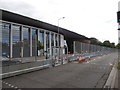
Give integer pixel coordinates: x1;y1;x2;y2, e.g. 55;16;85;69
0;9;89;61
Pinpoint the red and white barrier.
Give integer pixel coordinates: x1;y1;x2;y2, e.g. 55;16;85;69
76;54;92;63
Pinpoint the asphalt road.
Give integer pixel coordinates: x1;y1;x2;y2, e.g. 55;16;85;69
2;52;118;88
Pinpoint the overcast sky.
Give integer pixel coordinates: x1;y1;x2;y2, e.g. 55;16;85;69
0;0;119;44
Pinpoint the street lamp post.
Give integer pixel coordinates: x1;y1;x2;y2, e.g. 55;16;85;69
58;17;65;64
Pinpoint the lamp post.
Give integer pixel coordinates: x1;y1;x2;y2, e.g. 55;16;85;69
58;17;65;64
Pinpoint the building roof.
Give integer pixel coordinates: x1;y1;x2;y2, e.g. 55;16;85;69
0;9;90;40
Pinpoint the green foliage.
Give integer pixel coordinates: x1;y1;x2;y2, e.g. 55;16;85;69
90;37;99;45
37;41;44;50
116;43;120;49
103;40;115;48
97;41;103;46
90;37;116;48
110;43;115;48
103;40;111;47
117;62;120;70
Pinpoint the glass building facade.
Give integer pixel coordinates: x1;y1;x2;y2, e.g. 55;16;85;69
38;30;44;56
2;23;10;58
1;21;64;60
32;29;37;56
51;33;54;47
12;25;21;58
22;27;30;57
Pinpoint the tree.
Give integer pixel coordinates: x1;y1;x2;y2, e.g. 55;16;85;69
116;43;120;49
37;41;44;50
90;37;99;45
103;40;111;47
90;37;116;48
110;42;115;48
97;41;103;46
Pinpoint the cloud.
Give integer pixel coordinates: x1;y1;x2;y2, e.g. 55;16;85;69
0;0;40;18
0;0;119;44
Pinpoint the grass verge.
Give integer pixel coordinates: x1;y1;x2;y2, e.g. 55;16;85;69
117;62;120;70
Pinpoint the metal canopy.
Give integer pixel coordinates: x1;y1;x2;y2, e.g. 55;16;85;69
1;9;89;40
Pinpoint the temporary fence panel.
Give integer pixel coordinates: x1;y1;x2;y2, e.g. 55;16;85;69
73;41;116;63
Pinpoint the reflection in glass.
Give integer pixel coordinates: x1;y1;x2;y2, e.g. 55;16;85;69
12;25;21;58
2;23;10;58
23;27;30;57
32;29;37;56
51;33;54;46
59;35;60;47
51;33;54;56
46;32;49;50
38;30;44;56
46;32;50;59
55;34;58;47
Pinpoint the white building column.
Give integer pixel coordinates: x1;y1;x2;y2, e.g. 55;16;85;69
60;35;64;55
10;24;13;58
60;35;64;48
21;26;23;57
44;30;46;55
49;32;51;56
30;28;32;57
37;30;40;56
53;33;55;47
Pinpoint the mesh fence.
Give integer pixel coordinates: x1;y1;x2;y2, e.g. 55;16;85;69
74;41;116;58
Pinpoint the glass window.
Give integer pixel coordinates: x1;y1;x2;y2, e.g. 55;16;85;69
59;35;60;47
12;25;21;58
32;29;37;56
51;33;54;46
46;32;50;59
23;27;30;57
46;32;49;49
2;23;10;58
55;34;58;47
38;30;44;56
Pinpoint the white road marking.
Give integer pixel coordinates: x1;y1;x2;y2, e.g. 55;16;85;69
109;63;113;66
8;84;11;86
14;86;18;89
11;85;14;88
2;81;20;89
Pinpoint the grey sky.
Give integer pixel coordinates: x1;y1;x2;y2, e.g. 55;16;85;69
0;0;119;44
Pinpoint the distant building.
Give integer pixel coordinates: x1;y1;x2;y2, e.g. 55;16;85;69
0;9;90;60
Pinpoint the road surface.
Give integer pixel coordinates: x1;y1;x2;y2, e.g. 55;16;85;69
2;52;118;88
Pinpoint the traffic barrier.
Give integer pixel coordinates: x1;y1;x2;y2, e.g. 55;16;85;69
77;54;86;63
87;57;92;61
